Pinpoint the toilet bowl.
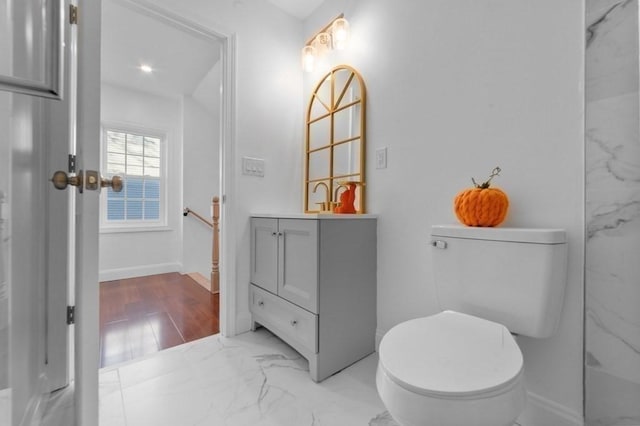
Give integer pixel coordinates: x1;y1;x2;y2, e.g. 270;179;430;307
376;311;526;426
376;226;568;425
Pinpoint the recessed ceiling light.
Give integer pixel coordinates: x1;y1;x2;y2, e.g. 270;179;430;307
139;64;153;73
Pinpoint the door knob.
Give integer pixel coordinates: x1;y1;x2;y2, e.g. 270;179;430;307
84;170;123;192
100;175;123;192
100;176;122;192
51;171;82;190
51;170;123;192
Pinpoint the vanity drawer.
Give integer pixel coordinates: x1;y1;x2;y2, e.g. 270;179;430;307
250;284;318;354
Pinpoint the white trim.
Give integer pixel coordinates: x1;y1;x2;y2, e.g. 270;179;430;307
76;0;102;421
235;311;253;335
99;225;172;234
111;0;233;41
115;0;238;338
99;262;182;282
219;33;237;337
520;391;584;426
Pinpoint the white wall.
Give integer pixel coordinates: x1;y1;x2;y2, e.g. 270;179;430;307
99;83;183;280
306;0;585;424
182;89;220;278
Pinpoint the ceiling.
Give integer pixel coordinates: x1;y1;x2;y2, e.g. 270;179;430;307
101;0;324;99
101;0;221;99
266;0;326;19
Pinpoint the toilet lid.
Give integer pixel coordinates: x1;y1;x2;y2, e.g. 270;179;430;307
378;311;523;397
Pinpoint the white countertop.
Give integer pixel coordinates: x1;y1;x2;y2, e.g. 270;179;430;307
251;212;377;219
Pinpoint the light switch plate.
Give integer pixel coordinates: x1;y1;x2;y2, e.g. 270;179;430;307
242;156;265;177
375;147;387;169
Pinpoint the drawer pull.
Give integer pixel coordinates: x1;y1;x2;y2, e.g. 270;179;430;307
290;320;298;327
258;300;264;307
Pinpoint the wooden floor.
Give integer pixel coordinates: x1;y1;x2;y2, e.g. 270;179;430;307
99;272;219;368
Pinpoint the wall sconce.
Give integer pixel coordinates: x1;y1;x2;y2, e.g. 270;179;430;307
301;14;350;72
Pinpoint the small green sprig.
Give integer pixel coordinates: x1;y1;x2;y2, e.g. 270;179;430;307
472;166;501;189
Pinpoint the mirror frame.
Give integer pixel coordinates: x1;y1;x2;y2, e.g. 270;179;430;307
304;65;367;213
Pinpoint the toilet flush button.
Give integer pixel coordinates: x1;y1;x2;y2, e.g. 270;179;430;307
431;240;447;249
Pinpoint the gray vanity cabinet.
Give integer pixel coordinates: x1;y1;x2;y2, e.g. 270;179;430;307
249;215;376;382
251;218;318;312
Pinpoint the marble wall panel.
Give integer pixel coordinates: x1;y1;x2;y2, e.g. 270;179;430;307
586;0;639;102
585;0;640;424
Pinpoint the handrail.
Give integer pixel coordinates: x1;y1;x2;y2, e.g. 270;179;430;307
183;207;213;228
182;197;220;294
211;196;220;294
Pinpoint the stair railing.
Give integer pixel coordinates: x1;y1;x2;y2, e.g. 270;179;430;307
182;195;220;294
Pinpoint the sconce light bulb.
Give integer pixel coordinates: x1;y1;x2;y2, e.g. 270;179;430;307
302;45;316;72
331;18;350;50
313;32;331;58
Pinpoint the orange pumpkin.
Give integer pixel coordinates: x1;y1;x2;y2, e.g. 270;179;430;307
454;167;509;227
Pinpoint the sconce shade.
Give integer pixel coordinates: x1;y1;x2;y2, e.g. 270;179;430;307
313;32;331;57
331;18;350;50
302;14;350;72
302;45;316;72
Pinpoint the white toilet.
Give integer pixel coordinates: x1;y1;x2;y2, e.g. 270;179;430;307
376;225;568;426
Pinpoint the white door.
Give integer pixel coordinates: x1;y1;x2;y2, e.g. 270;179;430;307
1;0;102;424
45;0;75;394
44;1;103;423
71;1;102;424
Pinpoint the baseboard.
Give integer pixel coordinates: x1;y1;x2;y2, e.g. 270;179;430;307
375;327;386;351
234;311;253;337
519;391;583;426
99;262;182;282
186;272;218;294
0;387;10;424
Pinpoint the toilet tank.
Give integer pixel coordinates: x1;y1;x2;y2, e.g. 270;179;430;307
430;225;568;338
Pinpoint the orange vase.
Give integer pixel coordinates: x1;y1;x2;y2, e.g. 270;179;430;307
334;182;357;214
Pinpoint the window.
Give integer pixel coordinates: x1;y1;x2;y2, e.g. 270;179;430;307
101;126;166;230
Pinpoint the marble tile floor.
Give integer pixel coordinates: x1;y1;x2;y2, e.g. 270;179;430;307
41;328;528;426
98;328;397;426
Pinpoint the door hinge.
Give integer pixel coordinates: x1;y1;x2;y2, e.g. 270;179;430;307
68;154;76;173
69;5;78;25
67;306;75;325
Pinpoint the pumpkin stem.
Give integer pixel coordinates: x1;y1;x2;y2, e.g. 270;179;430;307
472;166;502;189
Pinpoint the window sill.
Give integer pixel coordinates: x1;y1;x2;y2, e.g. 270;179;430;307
99;225;172;234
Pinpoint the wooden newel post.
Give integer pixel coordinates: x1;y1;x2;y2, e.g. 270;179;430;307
211;196;220;294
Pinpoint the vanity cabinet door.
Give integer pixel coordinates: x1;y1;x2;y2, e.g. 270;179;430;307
277;219;319;313
250;218;278;294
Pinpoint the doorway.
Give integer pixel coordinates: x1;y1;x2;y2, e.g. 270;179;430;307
98;0;226;367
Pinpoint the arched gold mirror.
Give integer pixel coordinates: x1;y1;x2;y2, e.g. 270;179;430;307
304;65;366;213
